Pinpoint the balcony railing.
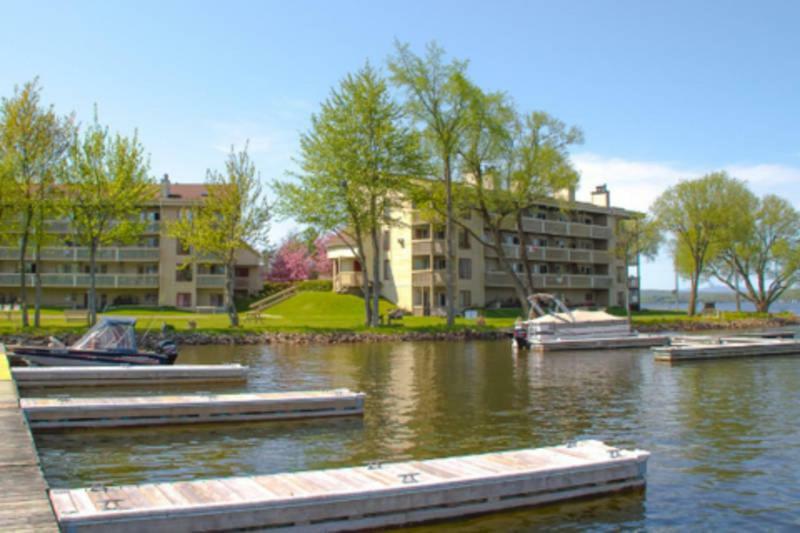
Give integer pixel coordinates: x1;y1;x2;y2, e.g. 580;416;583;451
518;216;612;239
483;271;613;289
411;271;447;286
333;272;364;291
0;246;160;262
485;245;612;264
0;273;158;288
411;240;446;255
197;275;226;288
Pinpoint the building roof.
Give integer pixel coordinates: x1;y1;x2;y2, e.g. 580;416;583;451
165;183;208;200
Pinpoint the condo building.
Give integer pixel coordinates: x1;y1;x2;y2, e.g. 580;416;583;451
328;185;640;315
0;176;262;310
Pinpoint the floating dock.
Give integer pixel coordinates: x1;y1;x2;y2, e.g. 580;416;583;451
50;440;649;532
527;334;669;353
0;353;59;531
655;337;800;362
12;364;248;388
21;389;365;429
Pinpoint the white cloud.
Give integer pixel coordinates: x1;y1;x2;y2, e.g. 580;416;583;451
572;152;800;213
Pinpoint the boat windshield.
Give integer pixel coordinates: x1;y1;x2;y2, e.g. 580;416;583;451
71;320;137;353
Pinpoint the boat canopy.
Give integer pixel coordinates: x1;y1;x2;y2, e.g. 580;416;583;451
71;317;138;353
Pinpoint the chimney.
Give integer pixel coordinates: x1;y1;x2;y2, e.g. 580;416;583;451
554;186;576;202
590;184;610;208
160;174;171;198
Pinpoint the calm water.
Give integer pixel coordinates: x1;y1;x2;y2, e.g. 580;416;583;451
33;335;800;530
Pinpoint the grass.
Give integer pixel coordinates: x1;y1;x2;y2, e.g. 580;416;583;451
0;293;793;337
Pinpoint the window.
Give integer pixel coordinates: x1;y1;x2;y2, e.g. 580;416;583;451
176;293;192;308
458;258;472;280
412;255;430;271
383;230;391;251
460;290;472;308
176;265;193;282
383;259;392;281
235;267;249;278
433;225;446;240
433;256;447;270
585;292;594;302
413;225;430;240
176;239;190;255
210;294;224;307
137;264;158;275
458;230;470;249
437;292;447;306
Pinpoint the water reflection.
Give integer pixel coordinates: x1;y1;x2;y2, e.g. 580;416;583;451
32;339;800;530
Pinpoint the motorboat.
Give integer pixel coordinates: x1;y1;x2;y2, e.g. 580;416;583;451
6;317;178;366
512;294;666;351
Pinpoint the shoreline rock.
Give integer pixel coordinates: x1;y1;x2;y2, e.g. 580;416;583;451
2;316;796;348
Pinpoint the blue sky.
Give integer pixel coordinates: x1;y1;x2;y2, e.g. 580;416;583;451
2;0;799;289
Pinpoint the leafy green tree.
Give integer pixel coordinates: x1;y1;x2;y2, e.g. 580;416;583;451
167;146;270;327
709;194;800;312
0;79;73;327
274;64;424;326
389;42;471;326
614;215;662;320
62;114;154;325
652;171;752;315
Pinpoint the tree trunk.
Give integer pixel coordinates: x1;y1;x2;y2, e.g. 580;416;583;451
444;156;455;327
359;254;371;328
226;261;239;327
34;243;42;328
370;225;381;327
18;217;30;328
492;228;532;317
624;254;631;322
89;242;98;325
755;300;769;313
687;271;699;317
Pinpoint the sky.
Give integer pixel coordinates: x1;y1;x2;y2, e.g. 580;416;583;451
1;0;799;289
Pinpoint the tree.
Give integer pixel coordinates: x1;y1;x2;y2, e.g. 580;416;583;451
652;172;752;316
311;234;334;278
709;194;800;312
389;42;471;326
62;113;154;325
268;236;312;282
168;146;269;327
0;79;73;327
614;215;662;320
274;64;424;326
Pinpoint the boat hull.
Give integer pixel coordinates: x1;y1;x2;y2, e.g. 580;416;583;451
7;347;175;367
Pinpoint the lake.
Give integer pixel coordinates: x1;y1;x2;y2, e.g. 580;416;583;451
33;335;800;530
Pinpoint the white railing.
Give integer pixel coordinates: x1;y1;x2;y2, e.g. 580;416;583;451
0;273;158;288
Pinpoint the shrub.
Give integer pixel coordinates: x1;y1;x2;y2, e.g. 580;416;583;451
261;281;294;297
297;279;333;292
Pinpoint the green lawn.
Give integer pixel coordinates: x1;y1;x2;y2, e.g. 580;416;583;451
0;293;792;337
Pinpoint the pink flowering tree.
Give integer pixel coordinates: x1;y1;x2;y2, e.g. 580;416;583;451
268;237;312;282
312;234;334;278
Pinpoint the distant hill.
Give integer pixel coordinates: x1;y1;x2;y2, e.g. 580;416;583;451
641;288;800;304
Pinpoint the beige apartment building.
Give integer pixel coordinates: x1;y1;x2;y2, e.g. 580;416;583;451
328;185;640;315
0;176;262;310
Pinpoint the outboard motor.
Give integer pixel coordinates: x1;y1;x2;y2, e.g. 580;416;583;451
155;339;179;364
513;322;530;350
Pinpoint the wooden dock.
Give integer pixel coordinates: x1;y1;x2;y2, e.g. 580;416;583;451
529;334;669;352
655;337;800;362
12;364;248;388
21;389;365;429
50;440;649;532
0;353;59;531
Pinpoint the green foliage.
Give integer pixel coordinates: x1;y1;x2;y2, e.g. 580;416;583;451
274;63;424;326
61;111;154;324
168;146;270;327
651;171;753;315
709;193;800;311
296;279;332;292
260;281;294;297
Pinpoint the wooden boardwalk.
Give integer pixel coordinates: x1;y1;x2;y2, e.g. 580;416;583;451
0;353;59;532
655;337;800;362
12;363;248;388
51;440;649;532
22;389;365;428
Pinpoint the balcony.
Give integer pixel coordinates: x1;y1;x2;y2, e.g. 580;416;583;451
486;245;612;264
411;271;447;286
484;272;613;290
197;275;226;288
0;246;160;262
334;271;364;291
411;240;446;255
0;273;159;288
519;216;612;240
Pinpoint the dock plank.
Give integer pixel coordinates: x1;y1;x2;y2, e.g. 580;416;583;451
51;440;650;532
655;338;800;362
12;364;248;388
